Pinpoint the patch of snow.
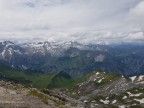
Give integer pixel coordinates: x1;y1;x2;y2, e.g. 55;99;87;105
72;92;75;95
97;77;105;83
14;50;22;54
98;79;102;83
130;76;137;82
134;93;143;97
2;42;4;45
134;98;144;104
112;100;117;104
33;43;44;47
100;99;109;104
127;92;132;96
79;84;82;87
127;92;143;97
122;96;127;99
78;90;81;94
95;104;98;106
6;43;14;48
119;105;126;108
91;104;94;108
94;55;105;62
8;49;12;55
91;100;96;103
84;100;88;103
96;72;100;75
22;65;28;70
138;75;144;81
1;49;6;57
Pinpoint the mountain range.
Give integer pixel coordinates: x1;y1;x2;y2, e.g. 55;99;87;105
0;40;144;107
0;41;144;77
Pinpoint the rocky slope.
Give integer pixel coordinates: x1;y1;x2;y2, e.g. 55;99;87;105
0;71;143;108
70;71;144;108
0;81;48;108
0;80;84;108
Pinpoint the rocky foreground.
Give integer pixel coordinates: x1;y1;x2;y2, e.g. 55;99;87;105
0;72;144;108
0;81;83;108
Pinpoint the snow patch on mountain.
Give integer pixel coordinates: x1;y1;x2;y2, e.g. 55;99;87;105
134;98;144;104
130;76;137;82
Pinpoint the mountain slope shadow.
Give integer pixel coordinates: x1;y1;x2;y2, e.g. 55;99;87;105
47;71;73;89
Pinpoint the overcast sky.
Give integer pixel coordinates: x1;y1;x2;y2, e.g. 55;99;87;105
0;0;144;43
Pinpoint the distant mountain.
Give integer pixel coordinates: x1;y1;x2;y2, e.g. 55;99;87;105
0;41;144;77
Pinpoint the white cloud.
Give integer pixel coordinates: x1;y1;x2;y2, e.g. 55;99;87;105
128;1;144;29
125;32;144;40
0;0;143;43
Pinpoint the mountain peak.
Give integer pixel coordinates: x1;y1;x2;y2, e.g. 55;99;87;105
43;41;51;46
64;41;80;45
2;41;15;46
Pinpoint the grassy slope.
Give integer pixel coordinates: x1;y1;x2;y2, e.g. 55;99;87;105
0;64;55;88
0;64;121;90
0;64;78;89
47;71;75;89
0;63;88;89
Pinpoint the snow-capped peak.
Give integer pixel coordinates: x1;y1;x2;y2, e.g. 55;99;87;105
1;41;15;47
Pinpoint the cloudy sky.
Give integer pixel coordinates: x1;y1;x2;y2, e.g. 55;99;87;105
0;0;144;43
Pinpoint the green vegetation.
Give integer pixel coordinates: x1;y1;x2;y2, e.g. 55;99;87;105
29;90;65;105
0;64;82;89
29;90;49;104
94;73;121;87
0;64;55;89
0;64;99;89
0;64;121;90
42;49;99;73
103;105;119;108
47;71;74;89
73;70;120;88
